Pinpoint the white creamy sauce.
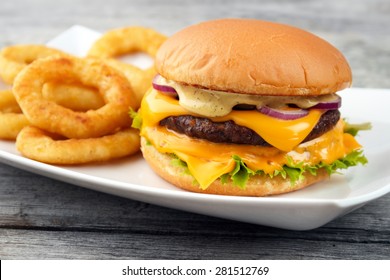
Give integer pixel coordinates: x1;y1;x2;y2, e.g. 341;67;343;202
160;76;338;117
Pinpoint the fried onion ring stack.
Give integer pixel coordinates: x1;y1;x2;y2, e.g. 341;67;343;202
12;55;140;164
0;45;68;139
0;25;165;164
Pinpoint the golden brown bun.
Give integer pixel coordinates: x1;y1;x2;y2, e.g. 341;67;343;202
156;18;352;96
141;137;329;196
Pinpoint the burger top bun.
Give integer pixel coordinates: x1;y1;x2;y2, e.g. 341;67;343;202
156;18;352;96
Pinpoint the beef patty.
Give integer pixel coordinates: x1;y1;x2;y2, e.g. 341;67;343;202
159;110;340;147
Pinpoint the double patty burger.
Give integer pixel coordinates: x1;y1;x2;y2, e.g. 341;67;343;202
138;18;367;196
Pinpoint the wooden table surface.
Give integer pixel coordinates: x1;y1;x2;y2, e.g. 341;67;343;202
0;0;389;259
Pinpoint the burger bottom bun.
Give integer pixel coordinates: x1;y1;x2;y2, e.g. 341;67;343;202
141;137;330;197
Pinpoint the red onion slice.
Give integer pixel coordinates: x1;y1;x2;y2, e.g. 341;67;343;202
152;75;178;96
257;106;309;120
310;95;341;110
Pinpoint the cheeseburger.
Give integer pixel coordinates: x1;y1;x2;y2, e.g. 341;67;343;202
137;18;367;196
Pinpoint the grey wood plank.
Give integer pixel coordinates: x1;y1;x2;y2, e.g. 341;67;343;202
0;227;388;259
0;164;389;260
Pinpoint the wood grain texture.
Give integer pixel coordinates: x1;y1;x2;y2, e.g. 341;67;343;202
0;0;390;259
0;164;389;259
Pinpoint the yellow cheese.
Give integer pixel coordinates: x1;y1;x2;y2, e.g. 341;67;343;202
141;89;323;151
142;122;361;189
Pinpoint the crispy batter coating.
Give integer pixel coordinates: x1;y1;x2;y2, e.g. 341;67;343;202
16;126;140;164
13;56;136;139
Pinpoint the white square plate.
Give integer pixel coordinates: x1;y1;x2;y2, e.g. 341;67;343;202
0;26;389;230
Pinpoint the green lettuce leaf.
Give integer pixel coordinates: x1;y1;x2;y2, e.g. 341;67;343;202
129;108;142;130
167;150;368;189
343;120;372;136
230;155;256;189
170;154;198;185
170;154;191;175
225;150;368;188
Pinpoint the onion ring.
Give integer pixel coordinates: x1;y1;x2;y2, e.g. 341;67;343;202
13;56;137;139
0;90;29;139
42;82;105;111
16;126;140;164
87;26;166;61
0;45;67;84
